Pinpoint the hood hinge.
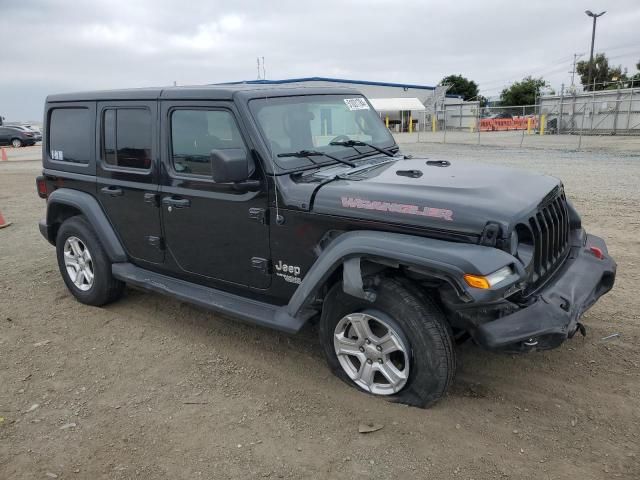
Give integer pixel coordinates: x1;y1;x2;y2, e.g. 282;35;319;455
480;222;501;247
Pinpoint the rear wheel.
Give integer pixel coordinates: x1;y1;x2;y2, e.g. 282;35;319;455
319;278;456;408
11;138;22;148
55;216;125;306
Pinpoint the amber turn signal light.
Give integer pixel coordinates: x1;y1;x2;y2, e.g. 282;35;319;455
463;274;491;289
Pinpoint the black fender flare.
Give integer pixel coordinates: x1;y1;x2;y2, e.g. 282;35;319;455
285;230;522;319
43;188;127;263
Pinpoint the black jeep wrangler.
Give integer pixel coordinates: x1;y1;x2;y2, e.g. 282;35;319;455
36;85;616;407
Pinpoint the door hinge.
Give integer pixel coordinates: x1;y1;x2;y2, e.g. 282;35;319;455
146;235;165;250
251;257;270;275
144;192;160;207
249;207;268;224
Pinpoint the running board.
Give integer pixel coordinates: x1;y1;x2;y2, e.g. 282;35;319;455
112;263;307;333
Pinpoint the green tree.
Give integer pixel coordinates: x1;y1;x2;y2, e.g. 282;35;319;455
439;74;479;101
576;53;626;90
499;76;548;106
476;95;488;108
630;60;640;88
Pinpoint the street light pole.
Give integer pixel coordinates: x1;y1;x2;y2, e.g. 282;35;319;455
585;10;606;91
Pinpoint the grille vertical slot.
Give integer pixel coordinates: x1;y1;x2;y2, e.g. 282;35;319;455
527;189;571;289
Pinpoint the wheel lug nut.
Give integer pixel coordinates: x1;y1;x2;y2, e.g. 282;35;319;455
377;358;383;364
376;345;382;352
359;347;365;352
365;339;371;345
366;359;373;364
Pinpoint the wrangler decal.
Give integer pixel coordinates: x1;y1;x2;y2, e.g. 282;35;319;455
341;197;453;221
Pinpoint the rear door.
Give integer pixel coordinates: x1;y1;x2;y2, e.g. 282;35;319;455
159;101;271;289
96;101;163;265
0;128;8;144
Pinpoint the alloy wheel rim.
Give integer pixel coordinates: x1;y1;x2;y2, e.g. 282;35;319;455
63;236;94;291
333;312;410;395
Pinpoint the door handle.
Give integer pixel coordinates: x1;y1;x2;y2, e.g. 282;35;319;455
162;196;191;209
100;186;123;197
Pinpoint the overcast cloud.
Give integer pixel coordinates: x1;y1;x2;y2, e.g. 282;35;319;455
1;0;638;121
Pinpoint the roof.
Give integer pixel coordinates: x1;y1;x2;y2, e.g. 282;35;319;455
369;97;426;112
45;84;361;103
221;76;437;91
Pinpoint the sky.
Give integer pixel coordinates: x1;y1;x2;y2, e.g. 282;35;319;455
1;0;638;121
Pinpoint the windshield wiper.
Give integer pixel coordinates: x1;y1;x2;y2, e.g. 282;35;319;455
329;140;396;158
277;149;356;167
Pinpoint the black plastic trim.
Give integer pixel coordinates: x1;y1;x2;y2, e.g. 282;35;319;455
286;230;520;319
473;232;616;351
41;188;127;262
112;263;306;333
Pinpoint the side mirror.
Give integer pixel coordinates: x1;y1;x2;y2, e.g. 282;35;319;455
210;148;251;183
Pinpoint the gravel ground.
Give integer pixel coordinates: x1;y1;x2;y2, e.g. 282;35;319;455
0;139;639;479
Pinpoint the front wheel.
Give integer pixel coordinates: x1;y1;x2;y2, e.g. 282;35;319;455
319;278;456;408
11;138;22;148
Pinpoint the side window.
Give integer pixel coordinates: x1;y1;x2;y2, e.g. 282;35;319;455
170;109;245;176
49;108;91;163
102;108;152;169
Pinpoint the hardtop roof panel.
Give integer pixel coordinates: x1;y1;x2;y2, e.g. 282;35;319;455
46;84;364;103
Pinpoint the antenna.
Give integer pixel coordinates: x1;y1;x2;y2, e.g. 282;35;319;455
262;56;266;80
256;57;261;80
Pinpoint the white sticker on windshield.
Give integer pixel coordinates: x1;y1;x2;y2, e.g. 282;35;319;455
344;98;370;111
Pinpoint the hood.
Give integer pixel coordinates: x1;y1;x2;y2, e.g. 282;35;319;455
311;157;561;236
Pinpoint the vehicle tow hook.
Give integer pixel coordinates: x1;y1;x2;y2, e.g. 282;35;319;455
569;322;587;339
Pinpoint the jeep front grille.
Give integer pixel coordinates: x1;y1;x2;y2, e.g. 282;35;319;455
528;190;570;286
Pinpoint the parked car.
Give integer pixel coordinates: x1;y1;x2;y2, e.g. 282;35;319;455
0;125;37;147
21;124;43;141
35;85;616;407
488;112;513;119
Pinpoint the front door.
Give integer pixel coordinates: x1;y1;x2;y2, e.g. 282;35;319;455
159;101;270;289
96;101;163;265
0;127;10;145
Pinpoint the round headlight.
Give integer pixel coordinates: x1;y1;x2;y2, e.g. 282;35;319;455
509;230;519;255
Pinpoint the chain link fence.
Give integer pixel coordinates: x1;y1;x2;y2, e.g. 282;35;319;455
395;87;640;151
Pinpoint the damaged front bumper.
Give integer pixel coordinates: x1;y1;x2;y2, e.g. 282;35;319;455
472;231;616;352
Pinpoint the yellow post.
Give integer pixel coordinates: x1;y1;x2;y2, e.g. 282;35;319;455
431;116;436;132
409;115;413;133
385;116;389;128
540;114;546;135
527;117;532;135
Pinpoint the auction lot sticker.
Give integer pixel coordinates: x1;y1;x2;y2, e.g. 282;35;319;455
344;98;370;110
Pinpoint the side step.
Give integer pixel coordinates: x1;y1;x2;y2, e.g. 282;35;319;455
112;263;307;333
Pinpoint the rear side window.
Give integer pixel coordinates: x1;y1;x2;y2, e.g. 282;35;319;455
170;109;245;176
102;108;152;170
49;108;91;163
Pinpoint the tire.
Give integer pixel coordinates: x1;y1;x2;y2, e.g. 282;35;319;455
55;215;125;306
11;138;22;148
319;278;456;408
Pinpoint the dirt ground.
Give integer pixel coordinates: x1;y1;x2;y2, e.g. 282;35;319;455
1;139;639;479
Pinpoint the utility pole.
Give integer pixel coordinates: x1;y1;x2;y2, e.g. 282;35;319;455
569;53;584;89
585;10;606;91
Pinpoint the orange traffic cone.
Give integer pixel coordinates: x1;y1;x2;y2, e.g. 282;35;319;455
0;148;7;162
0;210;11;229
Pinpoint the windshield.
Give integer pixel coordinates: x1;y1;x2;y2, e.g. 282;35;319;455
249;94;396;170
